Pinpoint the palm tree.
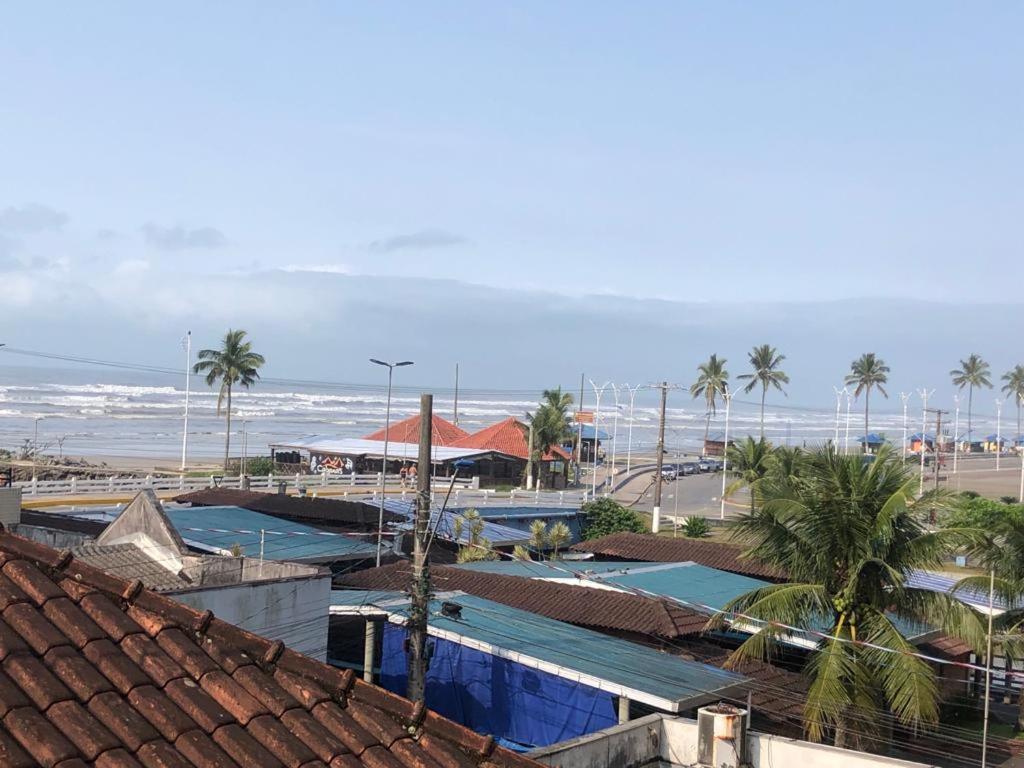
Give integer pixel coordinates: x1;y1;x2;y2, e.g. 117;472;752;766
690;354;729;454
526;387;574;488
1001;365;1024;448
193;330;266;470
548;521;571;559
724;436;774;515
951;354;992;452
737;345;789;438
719;445;984;747
845;353;889;454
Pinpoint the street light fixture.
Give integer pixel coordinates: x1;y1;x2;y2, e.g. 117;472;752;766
370;359;414;567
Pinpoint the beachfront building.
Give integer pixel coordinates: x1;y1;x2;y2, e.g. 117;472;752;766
452;416;571;489
571;423;610;463
855;432;887;453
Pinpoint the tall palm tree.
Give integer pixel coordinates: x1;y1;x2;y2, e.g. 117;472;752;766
845;353;889;454
951;354;992;452
193;329;266;470
737;345;789;439
525;387;574;489
719;445;984;748
724;436;774;515
690;354;729;454
1001;365;1024;448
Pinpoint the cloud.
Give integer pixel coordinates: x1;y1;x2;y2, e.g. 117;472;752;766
0;203;69;233
369;228;467;254
280;263;350;275
142;223;226;251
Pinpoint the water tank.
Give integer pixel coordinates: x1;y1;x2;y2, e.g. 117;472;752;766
0;488;21;528
697;703;747;768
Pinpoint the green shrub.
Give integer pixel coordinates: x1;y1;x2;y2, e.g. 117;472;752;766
942;496;1024;531
580;498;647;540
683;516;711;538
245;456;275;476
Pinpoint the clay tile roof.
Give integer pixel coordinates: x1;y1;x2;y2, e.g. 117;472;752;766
336;562;708;639
172;488;400;528
363;415;469;447
0;529;541;768
452;418;569;461
570;532;787;581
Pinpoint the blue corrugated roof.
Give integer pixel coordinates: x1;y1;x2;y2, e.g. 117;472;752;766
470;507;581;521
455;560;661;577
330;589;747;711
574;425;610;440
905;569;1012;612
856;433;887;444
382;499;529;546
164;505;378;562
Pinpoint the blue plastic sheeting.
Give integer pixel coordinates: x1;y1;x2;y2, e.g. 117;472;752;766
379;623;616;749
382;499;529;546
163;505;378;562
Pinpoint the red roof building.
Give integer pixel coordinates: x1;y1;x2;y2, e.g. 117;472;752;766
0;529;539;768
453;418;569;462
363;415;468;447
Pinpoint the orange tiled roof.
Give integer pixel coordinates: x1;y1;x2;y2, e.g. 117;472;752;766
0;529;540;768
452;418;569;461
363;415;469;447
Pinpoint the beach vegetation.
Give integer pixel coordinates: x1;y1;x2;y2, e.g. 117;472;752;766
951;354;992;451
682;515;711;538
193;329;266;470
737;345;789;438
580;497;647;539
689;354;729;451
846;353;890;453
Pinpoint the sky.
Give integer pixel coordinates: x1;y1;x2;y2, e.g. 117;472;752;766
1;3;1022;402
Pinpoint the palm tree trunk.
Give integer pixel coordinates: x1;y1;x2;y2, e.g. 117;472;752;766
703;409;712;454
968;385;973;454
224;384;232;471
760;387;766;440
864;388;870;454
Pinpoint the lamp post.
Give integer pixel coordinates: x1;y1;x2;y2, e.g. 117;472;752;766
609;384;622;489
719;388;732;521
899;392;910;461
624;383;644;475
370;359;414;567
181;331;191;472
843;389;853;455
995;398;1003;472
918;389;933;496
833;387;845;448
588;379;610;496
952;394;961;474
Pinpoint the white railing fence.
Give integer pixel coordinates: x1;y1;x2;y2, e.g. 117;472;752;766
15;472;480;498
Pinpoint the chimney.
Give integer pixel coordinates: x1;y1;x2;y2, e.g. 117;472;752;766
0;487;22;528
697;703;747;768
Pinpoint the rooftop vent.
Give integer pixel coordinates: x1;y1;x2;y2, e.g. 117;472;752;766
697;703;747;768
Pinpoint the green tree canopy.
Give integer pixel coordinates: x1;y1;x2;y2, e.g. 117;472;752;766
737;345;788;438
580;497;647;540
690;354;729;451
193;329;265;470
718;445;984;748
845;353;889;454
951;354;992;450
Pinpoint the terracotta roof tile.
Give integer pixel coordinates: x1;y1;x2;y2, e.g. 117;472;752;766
337;562;708;639
363;415;469;447
0;528;542;767
570;532;787;581
451;418;569;461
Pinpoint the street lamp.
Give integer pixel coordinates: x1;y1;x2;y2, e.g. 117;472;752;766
370;359;414;567
623;383;645;475
609;384;622;488
588;379;610;497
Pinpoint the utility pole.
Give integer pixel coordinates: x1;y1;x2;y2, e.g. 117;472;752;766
652;381;668;533
407;394;433;703
453;364;460;426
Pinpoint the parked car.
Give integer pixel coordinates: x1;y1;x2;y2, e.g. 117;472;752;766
681;462;699;476
696;459;713;473
707;459;724;472
660;467;678;482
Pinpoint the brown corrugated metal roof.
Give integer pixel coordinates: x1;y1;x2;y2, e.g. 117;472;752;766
336;562;708;639
174;488;401;528
0;530;540;768
571;532;787;581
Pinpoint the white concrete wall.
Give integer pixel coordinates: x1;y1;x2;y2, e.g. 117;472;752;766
532;714;937;768
0;488;21;527
171;574;331;661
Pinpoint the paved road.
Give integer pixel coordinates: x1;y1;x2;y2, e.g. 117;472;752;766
614;468;747;520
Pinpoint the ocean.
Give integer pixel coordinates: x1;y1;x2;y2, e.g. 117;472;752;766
0;364;994;465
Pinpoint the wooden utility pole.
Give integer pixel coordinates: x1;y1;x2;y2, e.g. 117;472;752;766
652;381;668;533
407;394;433;702
928;408;948;492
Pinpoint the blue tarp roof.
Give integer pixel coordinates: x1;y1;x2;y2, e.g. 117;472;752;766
573;425;610;441
164;505;378;562
382;499;530;546
908;433;935;441
856;433;887;444
330;589;747;711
